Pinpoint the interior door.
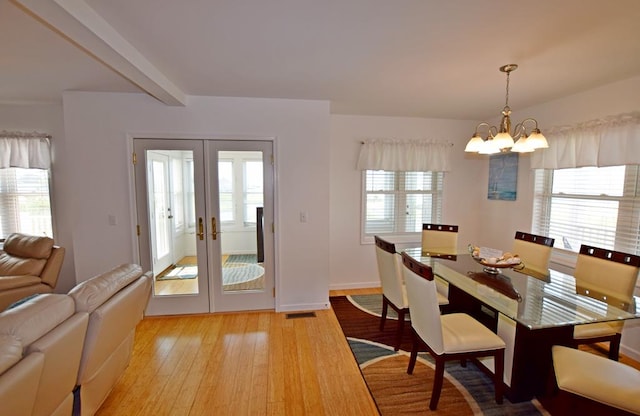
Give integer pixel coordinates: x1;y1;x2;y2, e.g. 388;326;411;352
134;138;275;315
134;139;210;315
207;140;275;312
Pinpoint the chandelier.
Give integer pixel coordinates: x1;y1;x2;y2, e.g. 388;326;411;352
464;64;548;154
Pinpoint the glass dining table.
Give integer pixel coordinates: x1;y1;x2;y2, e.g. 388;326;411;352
403;247;640;402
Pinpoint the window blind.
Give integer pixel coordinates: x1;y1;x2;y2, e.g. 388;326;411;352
532;165;640;255
362;170;443;237
0;167;53;239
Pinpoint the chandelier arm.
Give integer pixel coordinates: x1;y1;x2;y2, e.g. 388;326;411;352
473;122;499;140
516;118;541;134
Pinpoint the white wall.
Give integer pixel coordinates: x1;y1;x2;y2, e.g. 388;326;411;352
60;92;331;311
0;103;77;293
329;115;484;290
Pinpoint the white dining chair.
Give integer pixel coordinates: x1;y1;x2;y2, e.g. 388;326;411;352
571;244;640;360
551;345;640;415
374;236;409;351
512;231;554;276
401;251;505;411
421;223;457;305
421;223;459;256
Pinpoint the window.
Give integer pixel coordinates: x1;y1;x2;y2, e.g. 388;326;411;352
532;165;640;254
0;167;53;239
362;170;443;240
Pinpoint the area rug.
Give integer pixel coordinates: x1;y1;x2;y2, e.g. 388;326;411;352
330;294;550;415
156;255;264;285
156;265;197;280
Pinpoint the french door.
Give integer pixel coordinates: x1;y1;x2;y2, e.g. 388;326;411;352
134;138;275;315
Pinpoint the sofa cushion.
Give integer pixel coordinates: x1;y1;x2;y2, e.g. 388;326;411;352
0;253;48;277
0;294;75;348
0;275;42;291
69;264;144;313
0;334;22;374
2;233;54;260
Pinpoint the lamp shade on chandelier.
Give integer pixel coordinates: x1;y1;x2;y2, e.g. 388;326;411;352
465;64;548;154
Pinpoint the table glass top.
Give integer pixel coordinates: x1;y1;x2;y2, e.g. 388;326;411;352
403;248;640;330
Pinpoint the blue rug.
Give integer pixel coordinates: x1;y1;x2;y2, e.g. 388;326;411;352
331;295;549;415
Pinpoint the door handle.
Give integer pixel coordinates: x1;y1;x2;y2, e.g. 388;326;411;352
211;217;218;240
197;217;204;240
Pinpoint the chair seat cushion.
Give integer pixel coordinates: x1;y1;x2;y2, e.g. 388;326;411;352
441;313;505;354
573;322;619;339
553;345;640;414
0;275;41;291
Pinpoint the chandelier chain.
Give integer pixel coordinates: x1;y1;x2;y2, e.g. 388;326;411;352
505;71;510;108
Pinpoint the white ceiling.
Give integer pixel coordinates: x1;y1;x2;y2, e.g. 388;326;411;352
4;0;640;120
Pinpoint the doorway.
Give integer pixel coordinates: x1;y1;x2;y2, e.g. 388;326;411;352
133;138;275;315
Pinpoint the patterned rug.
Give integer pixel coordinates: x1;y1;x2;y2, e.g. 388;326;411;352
156;254;263;285
330;294;550;415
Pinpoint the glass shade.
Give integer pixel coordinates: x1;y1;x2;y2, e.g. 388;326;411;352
492;131;515;149
464;135;485;152
511;136;534;153
527;131;549;149
478;139;501;154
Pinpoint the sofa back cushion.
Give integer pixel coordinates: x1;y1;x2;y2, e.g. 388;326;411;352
69;264;144;313
0;233;54;277
0;294;75;346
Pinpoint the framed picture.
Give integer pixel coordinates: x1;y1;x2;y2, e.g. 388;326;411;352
488;152;518;201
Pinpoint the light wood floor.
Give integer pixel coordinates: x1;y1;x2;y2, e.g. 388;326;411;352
96;299;380;415
96;286;640;415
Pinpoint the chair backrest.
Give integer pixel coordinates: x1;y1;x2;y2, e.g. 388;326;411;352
0;294;89;416
401;252;444;354
421;224;458;255
374;236;405;308
69;263;152;416
574;245;640;307
512;231;554;275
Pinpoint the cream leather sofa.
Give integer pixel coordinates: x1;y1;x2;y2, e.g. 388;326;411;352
69;264;152;416
0;263;152;416
0;294;89;416
0;233;65;311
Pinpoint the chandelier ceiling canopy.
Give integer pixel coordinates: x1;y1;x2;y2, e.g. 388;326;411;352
464;64;548;155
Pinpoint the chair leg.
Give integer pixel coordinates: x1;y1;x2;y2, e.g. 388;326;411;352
429;357;445;410
407;329;419;374
380;296;388;331
394;310;405;351
609;333;622;361
494;349;504;404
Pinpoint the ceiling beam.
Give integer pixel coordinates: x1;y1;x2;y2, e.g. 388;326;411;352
13;0;186;106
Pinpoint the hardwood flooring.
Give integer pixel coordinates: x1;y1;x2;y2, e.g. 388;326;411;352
96;304;380;415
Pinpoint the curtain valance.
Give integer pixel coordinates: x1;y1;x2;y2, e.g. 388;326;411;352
0;131;51;169
356;139;452;172
530;112;640;169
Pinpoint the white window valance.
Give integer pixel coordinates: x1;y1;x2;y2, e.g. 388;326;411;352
356;139;452;172
530;112;640;169
0;131;51;169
